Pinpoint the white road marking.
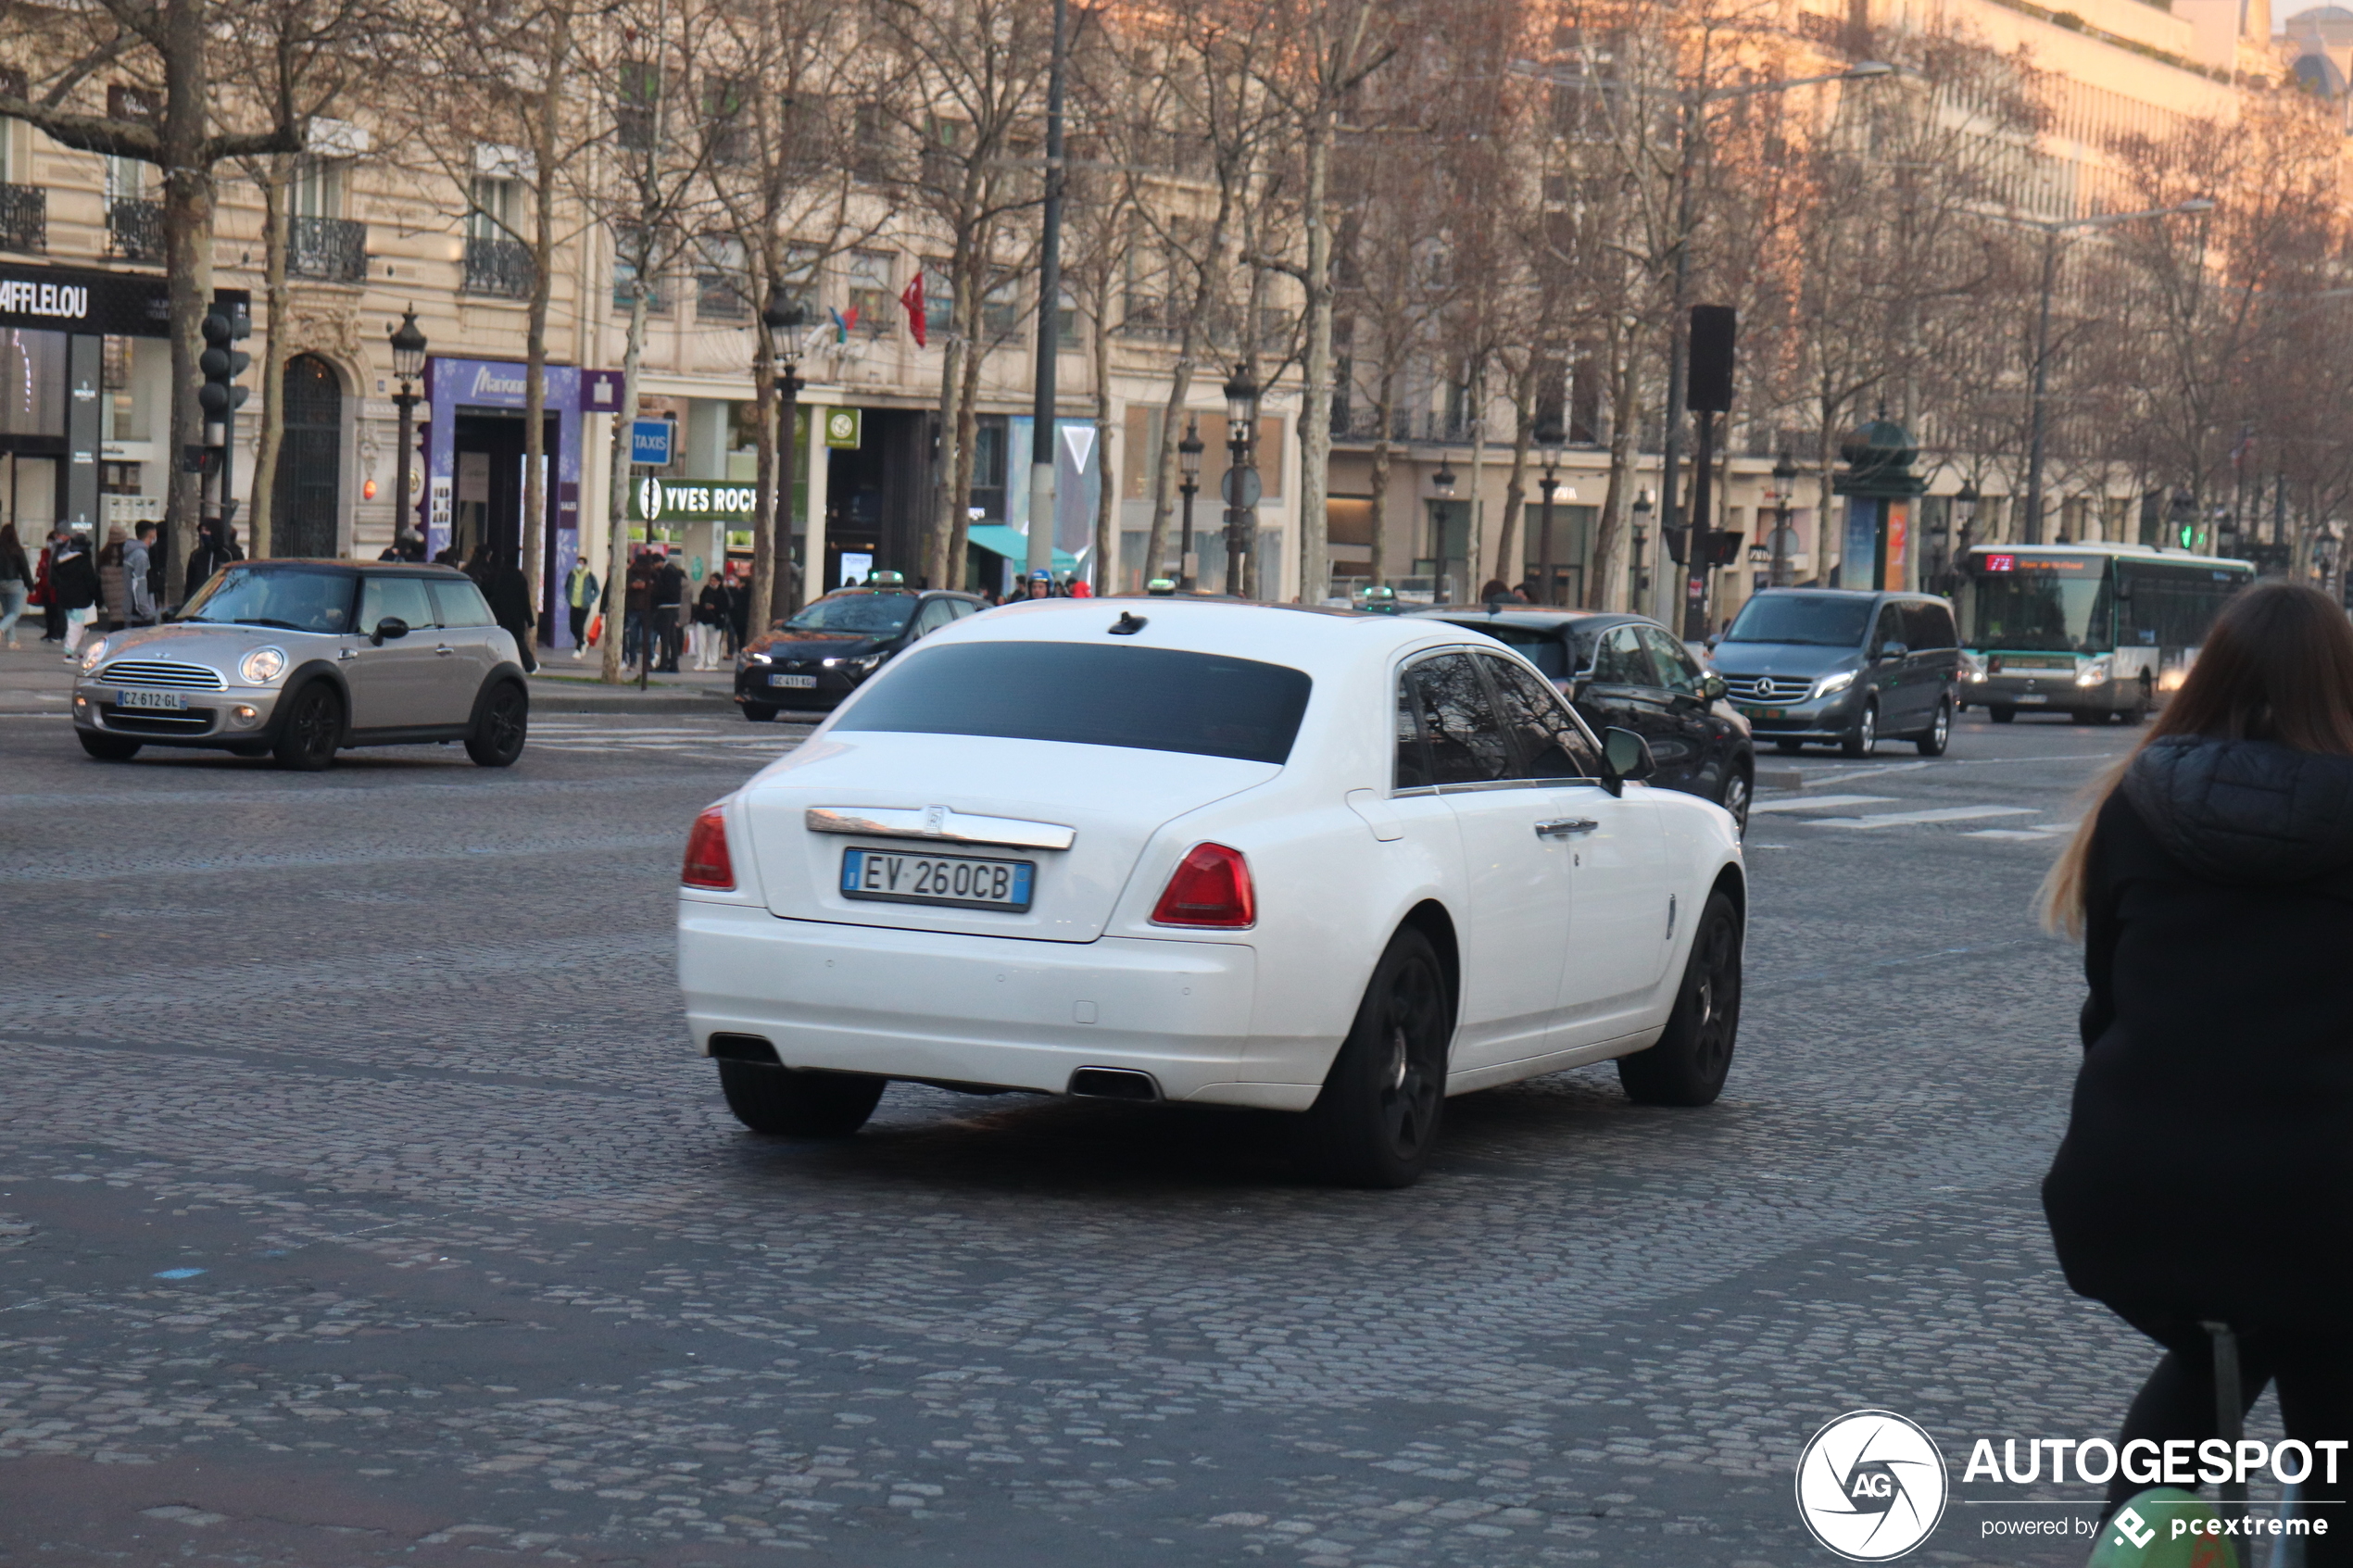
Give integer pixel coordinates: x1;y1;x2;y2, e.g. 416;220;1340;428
1747;795;1899;814
1806;806;2040;829
1963;828;2066;840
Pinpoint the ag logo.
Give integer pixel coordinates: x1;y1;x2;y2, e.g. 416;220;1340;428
637;476;665;520
1794;1410;1948;1561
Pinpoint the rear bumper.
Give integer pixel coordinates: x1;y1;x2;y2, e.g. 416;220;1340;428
1962;676;2114;710
677;898;1296;1105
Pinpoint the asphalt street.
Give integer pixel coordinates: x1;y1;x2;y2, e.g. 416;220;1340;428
0;690;2250;1567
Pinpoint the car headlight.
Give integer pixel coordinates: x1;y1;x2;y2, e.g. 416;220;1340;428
742;651;773;666
78;636;109;672
1811;670;1856;700
2076;657;2112;688
847;652;886;673
239;646;287;685
1960;651;1989;683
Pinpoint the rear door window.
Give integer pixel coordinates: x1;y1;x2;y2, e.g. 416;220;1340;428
1452;621;1567;678
358;576;436;633
1403;652;1513;785
912;598;958;637
1872;602;1906;654
1482;655;1601;780
428;579;497;628
1394;671;1433;790
833;641;1313;764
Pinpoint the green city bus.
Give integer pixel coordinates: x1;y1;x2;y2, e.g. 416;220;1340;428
1955;543;2255;723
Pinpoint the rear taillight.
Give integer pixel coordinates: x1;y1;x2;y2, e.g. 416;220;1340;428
1150;843;1254;928
682;805;735;890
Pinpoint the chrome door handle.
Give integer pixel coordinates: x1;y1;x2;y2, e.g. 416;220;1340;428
337;648;357;661
434;644;456;656
1535;817;1599;838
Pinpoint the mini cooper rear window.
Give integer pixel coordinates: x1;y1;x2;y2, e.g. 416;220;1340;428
834;642;1314;764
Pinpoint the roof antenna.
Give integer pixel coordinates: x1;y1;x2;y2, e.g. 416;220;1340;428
1110;611;1147;635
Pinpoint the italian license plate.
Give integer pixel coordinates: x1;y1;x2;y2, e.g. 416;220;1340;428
116;689;187;711
2017;693;2048;704
770;672;817;689
841;847;1034;911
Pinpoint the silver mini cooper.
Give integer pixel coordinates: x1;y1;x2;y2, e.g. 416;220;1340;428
72;560;530;771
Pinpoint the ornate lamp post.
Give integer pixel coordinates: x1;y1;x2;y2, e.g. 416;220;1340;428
1630;489;1654;608
1430;459;1456;600
1951;480;1979;589
764;287;806;613
388;307;428;558
1534;420;1565;605
1220;364;1260;597
1768;453;1797;588
1176;418;1203;590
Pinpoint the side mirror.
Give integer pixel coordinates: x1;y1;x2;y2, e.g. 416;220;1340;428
1701;672;1728;702
1876;640;1909;662
1600;725;1656;796
371;616;409;646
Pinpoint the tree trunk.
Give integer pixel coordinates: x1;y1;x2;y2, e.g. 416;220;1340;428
1091;268;1116;594
1367;370;1395;588
1494;372;1533;592
161;0;216;601
925;330;966;592
1142;361;1196;589
521;0;571;655
749;308;779;639
600;284;654;683
1596;326;1642;612
1463;356;1486;604
1297;119;1334;608
245;153;292;559
949;322;985;589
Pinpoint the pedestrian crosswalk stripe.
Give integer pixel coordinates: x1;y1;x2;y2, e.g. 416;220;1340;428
1806;806;2041;829
1747;795;1899;814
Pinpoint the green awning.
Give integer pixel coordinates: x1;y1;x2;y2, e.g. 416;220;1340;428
965;524;1078;572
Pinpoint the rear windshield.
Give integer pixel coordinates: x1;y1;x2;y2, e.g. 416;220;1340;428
834;641;1314;764
1722;595;1873;648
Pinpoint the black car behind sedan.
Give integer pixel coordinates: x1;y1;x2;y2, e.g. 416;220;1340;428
735;583;987;720
1410;605;1756;833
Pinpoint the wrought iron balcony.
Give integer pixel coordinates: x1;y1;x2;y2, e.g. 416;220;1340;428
0;184;43;254
288;215;367;282
107;198;163;263
464;235;534;298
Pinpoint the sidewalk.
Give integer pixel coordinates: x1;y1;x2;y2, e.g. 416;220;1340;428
0;636;741;717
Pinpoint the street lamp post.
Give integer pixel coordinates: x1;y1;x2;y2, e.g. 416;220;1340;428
388;307;427;560
2012;197;2214;546
1630;490;1653;609
1176;418;1203;590
1654;61;1895;625
1768;452;1797;589
1430;459;1456;600
1948;479;1979;592
1221;365;1261;597
1534;435;1563;607
1025;0;1070;585
764;289;806;617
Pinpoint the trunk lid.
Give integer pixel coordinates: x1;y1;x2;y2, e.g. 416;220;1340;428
741;732;1278;941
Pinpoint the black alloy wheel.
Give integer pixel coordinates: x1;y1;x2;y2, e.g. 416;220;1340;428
1718;767;1752;838
1988;706;2015;724
271;684;343;771
465;682;529;767
2121;676;2152;725
1299;926;1452;1188
1917;698;1952;757
719;1060;887;1136
1617;889;1743;1107
1774;738;1805;755
1840;699;1878;758
77;731;142;761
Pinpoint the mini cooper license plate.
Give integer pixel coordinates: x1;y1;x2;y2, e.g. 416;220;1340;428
116;689;188;711
841;847;1034;911
770;672;818;689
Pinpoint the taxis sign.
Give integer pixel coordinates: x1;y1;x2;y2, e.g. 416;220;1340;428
630;476;759;522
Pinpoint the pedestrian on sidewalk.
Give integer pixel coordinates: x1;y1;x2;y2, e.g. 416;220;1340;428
0;523;31;648
564;558;599;659
184;521;240;595
694;572;729;670
47;529;99;661
97;523;135;630
480;547;539;674
32;527;63;644
2040;581;2353;1562
133;521;160;620
623;552;655;668
653;554;687;673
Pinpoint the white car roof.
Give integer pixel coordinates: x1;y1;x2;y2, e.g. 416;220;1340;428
942;598;1470;672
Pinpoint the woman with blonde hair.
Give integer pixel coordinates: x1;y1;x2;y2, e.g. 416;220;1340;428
2041;581;2353;1556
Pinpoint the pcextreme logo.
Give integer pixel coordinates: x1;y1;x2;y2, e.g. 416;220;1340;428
1795;1410;1951;1562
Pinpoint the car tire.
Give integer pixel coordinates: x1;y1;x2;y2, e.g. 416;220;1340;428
717;1060;886;1136
2121;678;2152;725
77;731;141;761
1988;706;2015;724
1718;765;1752;838
741;702;779;723
1773;738;1805;755
2070;708;2101;725
271;683;342;771
1297;925;1452;1189
1617;890;1742;1107
465;681;529;767
1916;698;1952;757
1839;700;1878;758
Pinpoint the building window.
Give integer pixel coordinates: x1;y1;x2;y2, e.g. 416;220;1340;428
612;225;669;313
697;234;749;320
464;173;531;297
1058;285;1082;351
847;250;893;337
617;59;660;152
979;273;1019;341
923;259;954;340
775;244;822;321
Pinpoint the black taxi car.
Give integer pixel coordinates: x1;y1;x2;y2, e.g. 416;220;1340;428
1409;605;1757;834
735;576;988;720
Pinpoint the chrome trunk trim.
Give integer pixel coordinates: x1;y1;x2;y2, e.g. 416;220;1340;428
803;805;1077;851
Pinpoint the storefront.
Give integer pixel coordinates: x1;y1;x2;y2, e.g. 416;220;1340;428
0;262;238;546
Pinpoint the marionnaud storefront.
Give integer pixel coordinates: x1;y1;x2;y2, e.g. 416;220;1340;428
0;262;244;545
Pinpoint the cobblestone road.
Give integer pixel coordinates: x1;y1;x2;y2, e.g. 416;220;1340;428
0;704;2243;1566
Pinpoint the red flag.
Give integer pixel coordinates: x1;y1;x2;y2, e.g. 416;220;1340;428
900;273;926;348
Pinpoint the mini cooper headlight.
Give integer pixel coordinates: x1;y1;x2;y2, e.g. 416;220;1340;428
78;636;109;672
239;646;288;684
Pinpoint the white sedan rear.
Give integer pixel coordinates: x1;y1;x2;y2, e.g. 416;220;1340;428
676;597;1746;1185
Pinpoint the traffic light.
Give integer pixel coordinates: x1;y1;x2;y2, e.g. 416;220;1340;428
198;307;250;422
1664;524;1689;565
1706;530;1746;568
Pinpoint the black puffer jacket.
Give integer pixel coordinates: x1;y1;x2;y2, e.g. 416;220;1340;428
2044;735;2353;1331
